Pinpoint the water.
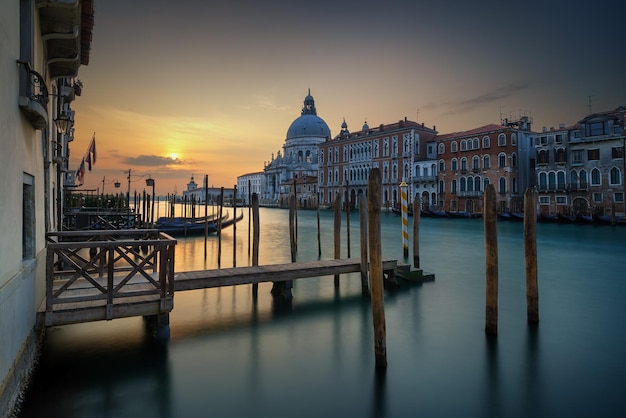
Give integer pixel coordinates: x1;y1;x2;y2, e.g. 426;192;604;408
17;207;626;417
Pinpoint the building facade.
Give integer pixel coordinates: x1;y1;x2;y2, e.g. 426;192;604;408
263;90;330;205
436;117;534;214
0;1;94;415
237;171;264;206
318;118;438;210
182;175;235;206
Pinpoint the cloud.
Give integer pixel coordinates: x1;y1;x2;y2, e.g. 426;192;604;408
434;82;530;117
122;155;184;167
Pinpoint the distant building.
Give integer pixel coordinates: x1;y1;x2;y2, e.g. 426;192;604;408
182;175;235;206
535;106;625;218
278;175;318;209
318;118;438;210
436;117;534;214
237;171;264;205
263;90;330;205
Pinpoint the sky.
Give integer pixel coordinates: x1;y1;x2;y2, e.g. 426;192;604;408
70;0;626;195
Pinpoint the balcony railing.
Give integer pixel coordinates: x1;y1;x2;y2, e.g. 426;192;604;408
17;60;49;129
457;191;484;198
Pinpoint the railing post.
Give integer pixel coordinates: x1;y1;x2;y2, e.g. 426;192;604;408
107;246;115;320
45;245;55;326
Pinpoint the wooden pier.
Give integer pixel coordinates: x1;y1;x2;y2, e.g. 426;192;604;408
39;229;399;328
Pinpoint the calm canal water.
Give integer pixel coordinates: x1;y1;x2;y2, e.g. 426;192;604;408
18;207;626;417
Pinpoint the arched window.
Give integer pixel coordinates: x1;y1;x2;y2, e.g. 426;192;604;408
467;177;474;192
483;136;490;148
423;166;429;177
439;180;445;193
460;177;466;192
306;150;311;163
298;150;303;162
474;177;481;191
483;155;491;169
557;171;566;189
539;172;547;190
452;158;458;171
473;138;479;149
548;172;556;190
460;140;467;151
591;168;601;185
451;141;458;153
404;163;410;180
499;177;507;193
498;133;506;146
511;133;517;146
499;153;507;167
451;179;457;194
511;152;517;167
483;178;490;191
460;157;468;171
438;143;445;154
472;156;480;170
610;167;622;185
439;159;445;172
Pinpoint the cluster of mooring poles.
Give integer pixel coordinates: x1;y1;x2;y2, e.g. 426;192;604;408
484;185;539;336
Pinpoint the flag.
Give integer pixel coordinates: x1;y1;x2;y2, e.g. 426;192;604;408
86;152;92;171
76;158;85;184
89;133;96;164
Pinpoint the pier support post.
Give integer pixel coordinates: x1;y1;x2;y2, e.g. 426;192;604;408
524;187;539;324
368;168;387;369
144;313;170;341
251;193;260;298
484;184;498;335
400;181;409;259
334;191;342;287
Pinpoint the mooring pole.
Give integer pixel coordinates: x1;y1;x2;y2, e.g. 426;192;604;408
359;193;369;292
346;181;351;258
218;187;224;268
334;191;342;287
413;195;420;268
484;184;498;335
233;184;238;268
251;193;259;298
317;203;322;258
524;187;539;324
399;181;409;259
368;168;387;369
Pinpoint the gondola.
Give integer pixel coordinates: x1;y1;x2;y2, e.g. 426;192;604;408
157;212;243;237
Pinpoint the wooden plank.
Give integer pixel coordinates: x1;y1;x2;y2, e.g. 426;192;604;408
174;258;398;291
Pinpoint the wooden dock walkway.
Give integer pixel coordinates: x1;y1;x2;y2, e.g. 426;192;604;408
39;228;400;327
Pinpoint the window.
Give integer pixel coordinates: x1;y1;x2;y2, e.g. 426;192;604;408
556;196;567;205
593;192;603;203
615;192;624;203
538;149;549;164
460;177;466;192
511;153;517;167
539;196;550;205
498;177;506;193
612;147;624;159
460;140;467;151
439;160;445;172
384;139;389;157
319;150;324;164
439;180;444;193
557;171;566;189
580;170;588;188
483;155;490;169
451;179;457;194
587;121;606;136
499;153;507;167
306;150;311;163
572;149;584;164
374;141;379;158
591;168;601;185
451;141;458;153
548;172;556;189
460;157;468;171
473;138;479;150
539;172;547;190
498;133;506;146
482;136;490;148
555;148;567;163
609;167;622;185
483;178;490;190
588;149;600;161
472;156;480;170
23;174;35;260
451;158;458;171
555;134;564;143
511;133;517;146
474;177;481;192
570;170;578;188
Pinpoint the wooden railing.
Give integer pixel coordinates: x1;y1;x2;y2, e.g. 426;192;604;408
44;230;177;325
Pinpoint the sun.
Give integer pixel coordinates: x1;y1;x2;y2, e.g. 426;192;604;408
168;153;179;161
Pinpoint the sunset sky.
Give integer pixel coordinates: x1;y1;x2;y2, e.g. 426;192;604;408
70;0;625;195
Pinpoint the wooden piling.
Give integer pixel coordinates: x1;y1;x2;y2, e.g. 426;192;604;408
252;193;259;298
204;175;208;259
334;191;342;286
359;193;369;292
524;187;539;324
412;195;420;268
233;184;238;268
316;204;321;258
218;187;224;268
346;184;351;258
368;168;387;369
248;180;251;257
484;184;498;335
289;194;297;262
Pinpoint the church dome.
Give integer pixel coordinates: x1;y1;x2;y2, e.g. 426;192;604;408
286;90;331;140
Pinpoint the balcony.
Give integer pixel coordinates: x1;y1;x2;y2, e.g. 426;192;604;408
17;61;49;129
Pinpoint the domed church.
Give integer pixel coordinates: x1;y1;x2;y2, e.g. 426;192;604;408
263;90;331;204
